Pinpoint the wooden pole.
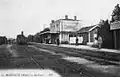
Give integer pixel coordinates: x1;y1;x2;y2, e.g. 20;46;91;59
114;30;117;49
88;32;90;43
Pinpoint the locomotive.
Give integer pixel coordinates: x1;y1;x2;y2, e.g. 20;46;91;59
16;31;27;45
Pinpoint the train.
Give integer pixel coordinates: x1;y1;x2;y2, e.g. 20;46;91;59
16;31;28;45
0;36;7;45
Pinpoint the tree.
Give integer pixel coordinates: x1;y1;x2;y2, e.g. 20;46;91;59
111;4;120;22
33;27;50;43
27;35;34;42
34;32;41;42
40;27;50;33
97;20;114;49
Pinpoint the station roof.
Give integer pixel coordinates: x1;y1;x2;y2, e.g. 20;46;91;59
77;25;97;33
39;31;59;35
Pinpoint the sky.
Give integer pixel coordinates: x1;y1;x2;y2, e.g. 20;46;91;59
0;0;119;38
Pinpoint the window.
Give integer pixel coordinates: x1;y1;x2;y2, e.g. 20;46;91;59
56;24;59;27
53;25;55;28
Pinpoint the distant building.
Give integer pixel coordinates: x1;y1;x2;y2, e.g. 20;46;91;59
50;15;81;44
109;4;120;49
110;21;120;49
77;25;98;45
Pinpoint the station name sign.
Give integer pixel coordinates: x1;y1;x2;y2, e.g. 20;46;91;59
63;21;79;32
110;21;120;30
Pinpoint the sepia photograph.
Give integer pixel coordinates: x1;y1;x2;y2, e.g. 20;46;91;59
0;0;120;77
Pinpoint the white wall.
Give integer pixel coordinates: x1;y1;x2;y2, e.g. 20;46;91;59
60;33;69;42
50;19;82;43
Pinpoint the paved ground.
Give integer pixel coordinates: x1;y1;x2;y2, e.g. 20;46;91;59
0;44;120;77
60;44;120;53
42;43;120;53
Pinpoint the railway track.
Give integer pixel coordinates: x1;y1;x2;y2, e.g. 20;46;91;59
3;44;117;77
30;55;95;77
33;44;120;65
30;56;44;69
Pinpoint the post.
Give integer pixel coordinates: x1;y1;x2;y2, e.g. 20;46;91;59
88;32;90;43
114;30;117;49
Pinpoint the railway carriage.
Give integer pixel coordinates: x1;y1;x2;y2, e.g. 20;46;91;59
0;36;7;45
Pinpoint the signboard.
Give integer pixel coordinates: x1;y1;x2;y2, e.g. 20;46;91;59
78;37;83;43
62;21;79;32
70;37;76;43
110;21;120;30
69;37;83;44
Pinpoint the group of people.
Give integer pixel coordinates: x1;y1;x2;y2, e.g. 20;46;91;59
76;36;103;49
55;36;103;49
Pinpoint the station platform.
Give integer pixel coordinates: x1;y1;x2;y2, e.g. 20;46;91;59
59;44;120;53
30;42;120;54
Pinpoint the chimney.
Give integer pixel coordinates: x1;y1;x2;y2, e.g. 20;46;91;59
74;16;77;20
65;15;68;19
51;20;54;23
21;31;23;35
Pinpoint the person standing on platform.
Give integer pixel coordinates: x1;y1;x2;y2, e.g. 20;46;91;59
98;36;103;49
76;36;78;45
56;38;60;45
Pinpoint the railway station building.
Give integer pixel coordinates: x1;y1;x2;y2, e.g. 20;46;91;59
50;15;82;44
